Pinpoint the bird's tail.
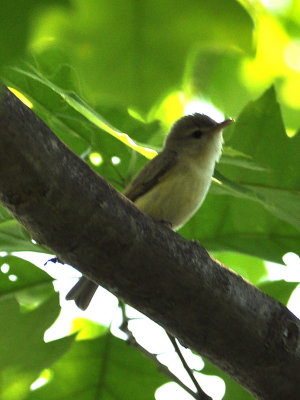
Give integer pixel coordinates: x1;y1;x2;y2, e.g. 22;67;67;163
66;277;98;310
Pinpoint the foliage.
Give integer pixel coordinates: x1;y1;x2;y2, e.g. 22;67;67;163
26;328;169;400
0;0;300;399
0;259;74;400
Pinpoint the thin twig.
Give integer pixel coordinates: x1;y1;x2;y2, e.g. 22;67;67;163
167;333;211;400
118;301;211;400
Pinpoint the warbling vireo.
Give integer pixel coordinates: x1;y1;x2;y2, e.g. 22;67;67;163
66;113;233;309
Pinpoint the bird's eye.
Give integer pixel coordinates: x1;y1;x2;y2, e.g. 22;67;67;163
191;130;203;139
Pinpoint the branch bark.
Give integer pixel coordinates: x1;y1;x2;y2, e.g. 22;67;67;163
0;86;300;399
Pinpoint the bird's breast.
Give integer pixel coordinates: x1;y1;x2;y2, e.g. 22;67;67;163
134;160;213;230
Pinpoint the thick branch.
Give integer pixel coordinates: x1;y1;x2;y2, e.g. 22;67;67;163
0;86;300;399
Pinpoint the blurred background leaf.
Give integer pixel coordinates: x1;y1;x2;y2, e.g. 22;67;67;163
0;295;74;400
1;0;300;399
212;252;268;285
26;329;169;400
0;0;70;69
0;255;53;305
0;211;48;253
25;0;253;115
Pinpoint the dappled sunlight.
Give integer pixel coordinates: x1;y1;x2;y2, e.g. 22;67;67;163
0;263;9;273
98;121;157;160
261;0;293;14
241;14;289;88
281;72;300;108
240;8;300;119
8;87;33;109
30;369;52;391
111;156;121;165
8;274;18;282
88;151;103;166
284;40;300;72
152;91;185;127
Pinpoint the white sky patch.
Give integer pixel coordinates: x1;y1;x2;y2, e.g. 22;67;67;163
267;252;300;282
184;99;225;123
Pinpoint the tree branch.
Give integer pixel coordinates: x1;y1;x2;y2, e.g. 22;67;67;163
0;86;300;399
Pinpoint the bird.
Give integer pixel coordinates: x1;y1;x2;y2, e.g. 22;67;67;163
66;113;233;310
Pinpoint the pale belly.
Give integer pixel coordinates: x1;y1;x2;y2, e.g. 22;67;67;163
134;164;212;230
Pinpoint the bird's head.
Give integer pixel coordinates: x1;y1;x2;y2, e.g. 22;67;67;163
164;113;234;162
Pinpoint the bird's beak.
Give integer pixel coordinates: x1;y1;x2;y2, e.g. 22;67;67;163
217;118;234;130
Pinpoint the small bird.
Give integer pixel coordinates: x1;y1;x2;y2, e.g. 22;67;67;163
66;113;233;309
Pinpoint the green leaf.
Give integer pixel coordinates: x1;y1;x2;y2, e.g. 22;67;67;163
191;48;254;117
26;332;169;400
219;86;300;228
22;0;253;114
0;205;13;222
0;0;70;70
6;66;157;160
212;252;267;285
245;186;300;230
0;296;74;400
180;191;300;264
2;67;161;192
221;147;268;172
258;280;298;306
0;218;48;253
0;256;53;307
180;87;300;262
212;172;300;231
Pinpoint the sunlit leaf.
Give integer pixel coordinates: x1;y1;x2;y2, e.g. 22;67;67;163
0;296;74;400
27;332;169;400
6;67;156;159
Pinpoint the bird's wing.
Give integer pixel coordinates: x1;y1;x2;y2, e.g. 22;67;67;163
123;150;178;202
